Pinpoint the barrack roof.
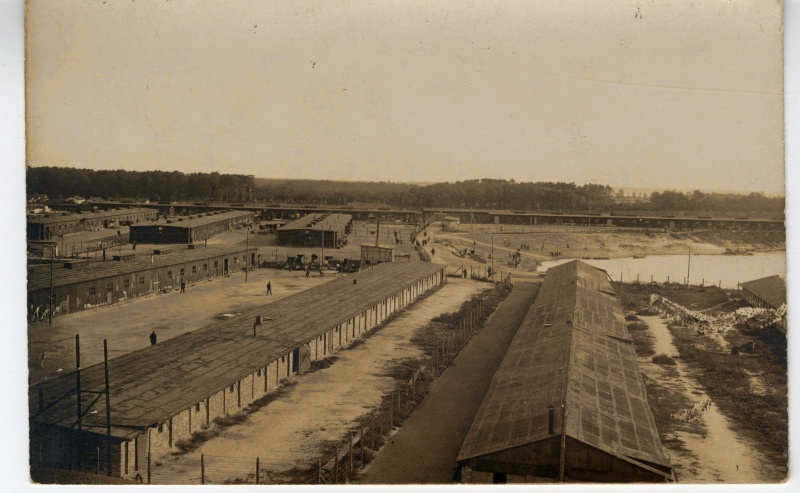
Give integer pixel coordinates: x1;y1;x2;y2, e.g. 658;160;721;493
27;245;248;292
280;213;352;231
457;260;671;475
132;210;254;229
740;275;786;309
27;208;158;225
30;261;445;439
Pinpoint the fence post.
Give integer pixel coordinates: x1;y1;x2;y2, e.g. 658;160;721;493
398;388;404;418
334;444;339;484
96;447;100;475
383;394;388;428
200;453;204;485
318;459;322;484
390;392;394;427
349;433;353;479
360;419;365;465
371;411;376;450
256;457;260;484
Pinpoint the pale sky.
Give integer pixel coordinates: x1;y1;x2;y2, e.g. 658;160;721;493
25;0;785;194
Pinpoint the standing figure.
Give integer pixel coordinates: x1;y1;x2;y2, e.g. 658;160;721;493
267;281;272;295
149;331;157;346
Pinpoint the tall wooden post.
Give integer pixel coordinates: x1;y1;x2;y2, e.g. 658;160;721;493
200;453;204;484
371;411;376;450
48;246;55;326
360;420;365;465
334;444;339;484
559;401;567;483
103;339;112;476
390;392;394;427
75;334;82;431
348;433;353;479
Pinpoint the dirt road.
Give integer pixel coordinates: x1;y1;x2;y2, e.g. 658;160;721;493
640;315;772;482
361;281;541;484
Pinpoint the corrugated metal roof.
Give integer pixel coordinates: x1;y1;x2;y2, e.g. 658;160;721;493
27;245;248;292
740;275;786;309
458;260;671;471
27;208;158;225
131;210;254;230
30;262;445;438
281;213;352;231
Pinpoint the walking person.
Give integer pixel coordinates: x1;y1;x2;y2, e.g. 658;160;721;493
180;278;186;293
266;281;272;295
149;331;157;346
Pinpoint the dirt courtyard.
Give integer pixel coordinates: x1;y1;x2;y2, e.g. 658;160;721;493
149;278;486;484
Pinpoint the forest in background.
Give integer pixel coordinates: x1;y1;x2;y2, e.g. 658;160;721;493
26;166;785;214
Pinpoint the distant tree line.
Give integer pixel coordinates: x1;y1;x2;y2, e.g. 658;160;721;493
27;167;783;213
648;190;783;214
27;167;255;203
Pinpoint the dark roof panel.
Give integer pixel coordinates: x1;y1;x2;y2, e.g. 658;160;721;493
27;245;248;291
27;208;158;225
30;262;445;438
740;275;786;309
131;210;254;229
458;260;671;473
281;213;352;231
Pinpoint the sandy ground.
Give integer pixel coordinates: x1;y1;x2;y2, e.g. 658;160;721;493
639;315;771;483
433;226;783;276
28;268;333;386
361;282;541;484
149;278;485;485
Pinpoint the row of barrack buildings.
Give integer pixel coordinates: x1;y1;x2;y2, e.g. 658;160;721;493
29;262;446;478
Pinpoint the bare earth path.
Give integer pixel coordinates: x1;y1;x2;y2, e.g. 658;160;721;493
361;281;541;484
150;278;485;485
641;315;771;482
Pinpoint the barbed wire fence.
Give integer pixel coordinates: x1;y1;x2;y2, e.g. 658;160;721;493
314;276;512;484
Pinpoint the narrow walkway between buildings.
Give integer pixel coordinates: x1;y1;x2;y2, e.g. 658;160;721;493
361;280;541;484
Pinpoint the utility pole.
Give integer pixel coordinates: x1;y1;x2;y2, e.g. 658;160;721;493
103;339;112;476
491;233;494;281
49;245;55;326
75;334;82;431
687;245;691;285
245;228;250;282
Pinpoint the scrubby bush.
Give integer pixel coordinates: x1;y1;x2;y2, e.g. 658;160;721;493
627;321;648;332
652;353;677;365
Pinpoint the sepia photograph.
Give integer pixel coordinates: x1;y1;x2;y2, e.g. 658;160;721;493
4;0;798;489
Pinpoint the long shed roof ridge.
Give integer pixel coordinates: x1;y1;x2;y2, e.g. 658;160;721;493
30;262;445;440
457;260;671;476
